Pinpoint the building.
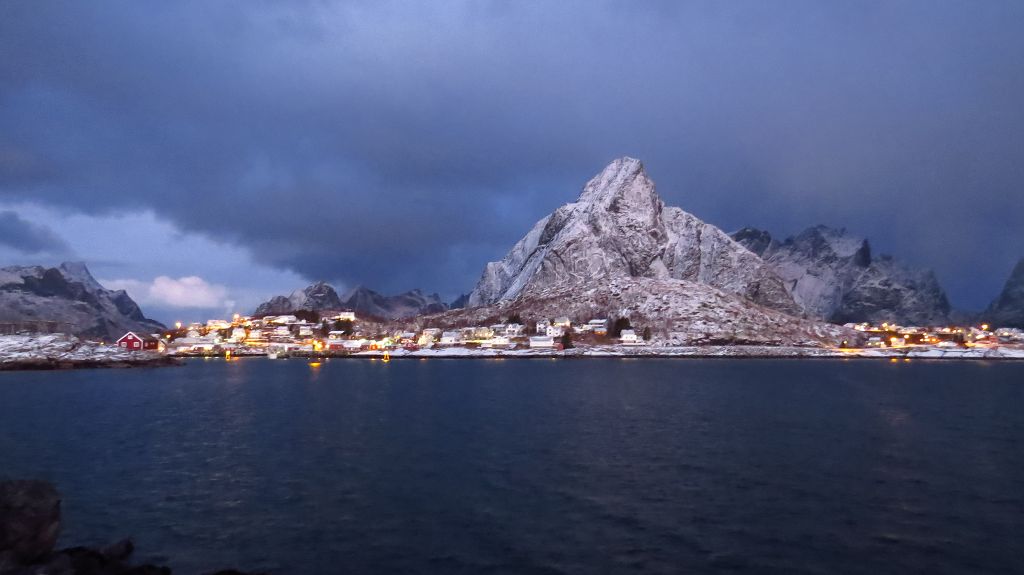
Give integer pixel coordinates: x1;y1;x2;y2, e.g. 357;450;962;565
529;335;556;348
587;319;609;336
116;332;160;351
327;311;357;322
481;335;511;349
544;325;569;337
440;331;462;345
553;317;571;328
620;329;643;346
535;319;551;334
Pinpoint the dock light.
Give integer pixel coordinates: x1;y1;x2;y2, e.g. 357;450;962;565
175;322;182;329
981;324;990;331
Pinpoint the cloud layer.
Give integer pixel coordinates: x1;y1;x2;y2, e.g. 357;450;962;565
2;1;1023;309
0;210;69;254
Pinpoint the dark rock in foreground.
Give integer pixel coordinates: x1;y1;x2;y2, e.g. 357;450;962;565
0;480;262;575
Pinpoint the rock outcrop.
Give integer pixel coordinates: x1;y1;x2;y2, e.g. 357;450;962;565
467;157;799;315
0;480;262;575
0;262;165;341
0;480;61;568
985;258;1024;328
732;226;951;326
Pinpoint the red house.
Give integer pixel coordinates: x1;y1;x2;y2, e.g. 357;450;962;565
116;331;160;351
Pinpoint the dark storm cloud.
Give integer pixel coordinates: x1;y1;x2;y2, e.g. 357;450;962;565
1;1;1023;308
0;210;70;254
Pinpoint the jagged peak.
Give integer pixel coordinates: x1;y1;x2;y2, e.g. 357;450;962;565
57;261;104;291
577;157;658;208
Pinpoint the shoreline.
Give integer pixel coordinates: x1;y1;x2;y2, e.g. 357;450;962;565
176;344;1024;362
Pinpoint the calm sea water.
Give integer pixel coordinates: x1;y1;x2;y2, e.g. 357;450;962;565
1;358;1022;574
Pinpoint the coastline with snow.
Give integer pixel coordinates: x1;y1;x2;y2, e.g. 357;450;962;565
0;334;179;371
197;344;1024;361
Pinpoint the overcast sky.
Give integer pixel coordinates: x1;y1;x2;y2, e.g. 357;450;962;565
2;0;1023;323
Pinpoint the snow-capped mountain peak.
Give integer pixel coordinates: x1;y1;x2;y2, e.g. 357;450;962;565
467;157;799;315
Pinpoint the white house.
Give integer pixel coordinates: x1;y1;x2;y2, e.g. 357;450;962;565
440;331;462;345
546;325;565;338
330;311;357;322
481;335;511;349
553;317;571;328
505;323;525;337
587;319;609;335
535;319;551;334
327;331;348;340
620;329;643;346
529;335;556;348
341;339;367;351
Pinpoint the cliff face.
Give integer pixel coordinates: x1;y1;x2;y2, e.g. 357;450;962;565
985;258;1024;328
0;262;164;341
732;226;951;326
468;157;799;315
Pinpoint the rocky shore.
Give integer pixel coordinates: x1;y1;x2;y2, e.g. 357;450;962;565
0;335;179;372
0;480;257;575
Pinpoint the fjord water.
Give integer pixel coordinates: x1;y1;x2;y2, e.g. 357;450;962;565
1;359;1022;574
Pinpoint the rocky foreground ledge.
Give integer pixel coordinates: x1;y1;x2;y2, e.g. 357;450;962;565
0;480;258;575
0;335;178;371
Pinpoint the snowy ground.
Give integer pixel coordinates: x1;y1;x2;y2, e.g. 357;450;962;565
0;334;175;370
338;344;1024;360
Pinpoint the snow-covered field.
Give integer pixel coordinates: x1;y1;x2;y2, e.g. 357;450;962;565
0;334;175;370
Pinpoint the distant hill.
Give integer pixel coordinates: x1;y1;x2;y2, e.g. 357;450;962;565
0;262;165;341
254;282;447;320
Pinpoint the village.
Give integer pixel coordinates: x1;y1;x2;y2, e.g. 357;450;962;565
109;310;1024;360
114;311;650;357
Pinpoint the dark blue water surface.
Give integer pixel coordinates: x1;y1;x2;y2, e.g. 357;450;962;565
2;358;1023;574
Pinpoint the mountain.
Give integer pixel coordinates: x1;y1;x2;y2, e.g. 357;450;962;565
342;286;448;319
467;157;800;315
0;262;165;341
450;158;855;347
732;226;951;326
254;281;343;316
985;258;1024;328
254;282;447;320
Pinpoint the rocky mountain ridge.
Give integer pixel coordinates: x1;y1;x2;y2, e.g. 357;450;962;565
254;282;447;320
732;226;952;326
0;262;165;341
467;157;800;315
985;258;1024;328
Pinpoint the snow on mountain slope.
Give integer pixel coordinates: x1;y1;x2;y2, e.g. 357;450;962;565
732;226;951;325
254;281;344;316
438;276;853;347
468;157;799;314
0;262;165;340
